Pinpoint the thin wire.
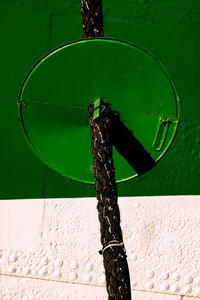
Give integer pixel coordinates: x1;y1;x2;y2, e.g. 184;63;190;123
19;99;86;111
102;241;124;254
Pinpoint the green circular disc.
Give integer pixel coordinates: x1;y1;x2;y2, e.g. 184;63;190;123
18;38;180;184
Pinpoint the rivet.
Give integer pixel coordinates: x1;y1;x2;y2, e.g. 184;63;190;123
41;232;47;239
160;282;170;291
84;274;92;282
145;281;154;289
9;253;18;262
22;267;31;275
69;271;78;281
41;257;49;265
182;285;192;294
85;262;94;271
184;275;193;284
170;284;180;293
39;268;48;276
54;259;63;268
70;261;79;270
194;287;200;296
171;272;180;281
50;242;57;248
53;270;62;278
145;270;154;279
160;271;169;280
8;264;17;273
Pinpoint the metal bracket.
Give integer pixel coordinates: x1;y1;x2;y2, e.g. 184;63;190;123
153;116;172;151
93;98;106;120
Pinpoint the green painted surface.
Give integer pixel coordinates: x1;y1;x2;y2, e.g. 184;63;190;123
18;39;179;183
0;1;200;199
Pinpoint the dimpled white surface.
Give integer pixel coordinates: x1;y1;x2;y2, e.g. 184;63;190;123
0;196;200;299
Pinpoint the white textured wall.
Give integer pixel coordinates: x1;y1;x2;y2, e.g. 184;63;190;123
1;196;200;300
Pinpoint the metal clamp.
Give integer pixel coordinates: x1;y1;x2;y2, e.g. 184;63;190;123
93;98;106;120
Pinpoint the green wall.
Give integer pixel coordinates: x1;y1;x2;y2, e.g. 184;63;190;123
0;0;200;199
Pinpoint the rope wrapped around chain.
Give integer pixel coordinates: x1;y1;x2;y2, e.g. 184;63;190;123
88;101;132;299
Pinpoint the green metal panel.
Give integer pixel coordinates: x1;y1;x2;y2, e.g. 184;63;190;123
0;1;200;198
18;39;179;184
0;7;50;199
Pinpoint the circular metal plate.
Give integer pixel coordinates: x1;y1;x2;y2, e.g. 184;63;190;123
18;38;180;184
